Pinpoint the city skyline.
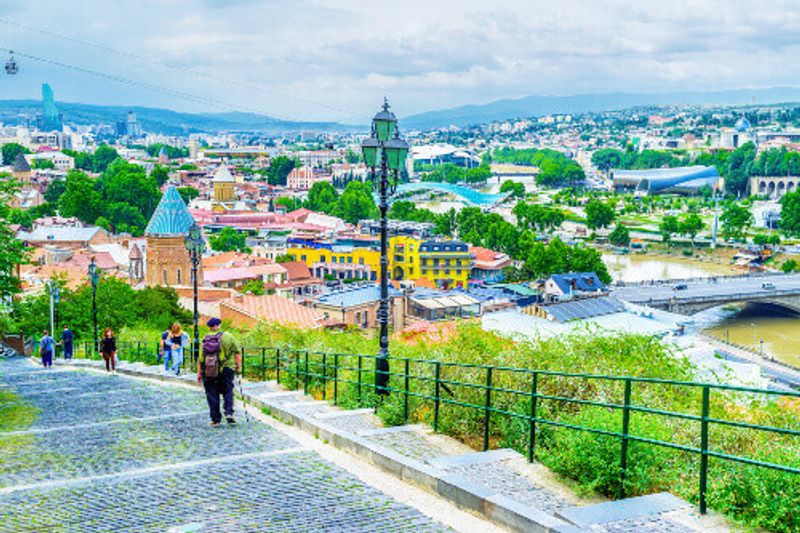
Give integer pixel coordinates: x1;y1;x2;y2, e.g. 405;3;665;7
0;1;799;123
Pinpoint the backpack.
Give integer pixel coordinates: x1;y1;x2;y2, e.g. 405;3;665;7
202;332;224;378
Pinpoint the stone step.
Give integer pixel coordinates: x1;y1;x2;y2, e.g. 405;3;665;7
556;492;691;529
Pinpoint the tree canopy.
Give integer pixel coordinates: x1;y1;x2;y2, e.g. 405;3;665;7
209;227;251;253
267;156;298;186
304;182;339;214
721;203;754;241
585;199;616;229
0;177;30;300
1;143;31;165
779;190;800;237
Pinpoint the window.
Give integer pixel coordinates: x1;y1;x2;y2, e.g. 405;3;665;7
177;269;182;284
359;258;364;265
320;255;326;263
301;255;307;262
348;257;353;263
163;270;167;284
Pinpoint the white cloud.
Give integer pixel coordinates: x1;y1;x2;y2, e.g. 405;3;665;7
0;0;798;122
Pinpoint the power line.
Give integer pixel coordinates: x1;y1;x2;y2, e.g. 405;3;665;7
0;17;367;121
0;46;365;127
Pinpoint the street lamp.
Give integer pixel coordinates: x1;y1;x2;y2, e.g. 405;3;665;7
361;98;409;395
185;223;204;365
88;258;100;354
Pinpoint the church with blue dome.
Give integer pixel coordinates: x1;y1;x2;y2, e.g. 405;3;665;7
144;186;203;287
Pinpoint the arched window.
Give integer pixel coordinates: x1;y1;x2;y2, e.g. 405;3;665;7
163;269;167;285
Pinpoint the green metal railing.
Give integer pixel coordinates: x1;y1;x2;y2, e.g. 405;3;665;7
49;339;799;515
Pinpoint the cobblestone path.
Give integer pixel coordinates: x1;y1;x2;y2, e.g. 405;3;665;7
0;359;451;532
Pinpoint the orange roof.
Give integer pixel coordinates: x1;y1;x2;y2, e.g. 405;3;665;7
222;294;323;328
410;277;437;289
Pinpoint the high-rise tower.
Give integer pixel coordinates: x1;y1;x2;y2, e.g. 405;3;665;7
41;83;62;132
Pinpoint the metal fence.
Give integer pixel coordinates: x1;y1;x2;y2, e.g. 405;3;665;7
53;339;800;515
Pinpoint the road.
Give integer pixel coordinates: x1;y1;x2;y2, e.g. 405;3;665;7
611;272;800;306
0;358;457;532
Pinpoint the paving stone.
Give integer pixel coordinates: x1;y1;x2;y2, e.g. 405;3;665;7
0;358;451;533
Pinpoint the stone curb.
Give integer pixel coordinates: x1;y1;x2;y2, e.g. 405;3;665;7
60;359;581;533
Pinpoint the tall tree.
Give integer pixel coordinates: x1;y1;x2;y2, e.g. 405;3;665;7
1;143;31;165
0;177;30;300
305;182;339;214
92;145;120;173
585;199;616;230
608;224;631;246
267;156;297;186
721;204;754;241
659;215;680;244
333;181;377;224
58;170;103;224
680;213;705;246
779;190;800;237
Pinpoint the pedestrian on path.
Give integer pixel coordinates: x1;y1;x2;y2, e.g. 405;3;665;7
39;330;56;368
159;328;171;366
166;323;189;375
61;325;73;360
197;318;241;427
100;327;117;374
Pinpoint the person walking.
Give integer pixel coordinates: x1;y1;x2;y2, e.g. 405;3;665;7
39;330;55;369
61;325;73;361
196;318;241;427
159;328;172;366
100;327;117;374
165;323;189;375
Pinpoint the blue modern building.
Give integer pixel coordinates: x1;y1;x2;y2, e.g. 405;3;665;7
612;166;721;195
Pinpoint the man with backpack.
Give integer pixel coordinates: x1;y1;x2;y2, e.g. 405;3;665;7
39;330;56;369
197;318;241;427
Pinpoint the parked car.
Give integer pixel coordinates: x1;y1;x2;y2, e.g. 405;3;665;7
674;284;688;291
762;282;776;290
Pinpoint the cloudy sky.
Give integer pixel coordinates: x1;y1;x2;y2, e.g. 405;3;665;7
0;0;798;123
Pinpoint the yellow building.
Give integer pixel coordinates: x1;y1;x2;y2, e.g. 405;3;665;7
289;236;473;288
212;165;235;212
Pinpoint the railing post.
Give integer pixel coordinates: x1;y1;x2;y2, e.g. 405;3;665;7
529;371;538;462
433;361;441;432
618;378;632;500
295;350;300;390
275;348;281;384
241;347;246;377
357;354;363;403
483;366;493;451
321;352;327;400
333;353;339;405
403;358;410;423
304;351;309;394
699;386;711;514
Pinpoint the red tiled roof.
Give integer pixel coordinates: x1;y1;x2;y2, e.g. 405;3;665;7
280;261;312;281
222;295;323;328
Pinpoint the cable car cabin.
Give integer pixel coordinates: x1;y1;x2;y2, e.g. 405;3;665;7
5;52;18;75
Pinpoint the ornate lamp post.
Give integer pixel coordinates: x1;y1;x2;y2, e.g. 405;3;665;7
88;258;100;354
361;98;409;395
185;223;204;364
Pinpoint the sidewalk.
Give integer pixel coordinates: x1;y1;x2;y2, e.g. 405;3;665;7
55;357;731;533
0;357;498;533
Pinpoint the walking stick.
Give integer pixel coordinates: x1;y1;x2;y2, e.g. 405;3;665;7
238;373;250;423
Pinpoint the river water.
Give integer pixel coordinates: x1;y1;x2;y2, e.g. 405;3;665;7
603;253;799;368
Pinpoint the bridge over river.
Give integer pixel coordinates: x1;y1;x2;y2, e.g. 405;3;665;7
611;273;800;314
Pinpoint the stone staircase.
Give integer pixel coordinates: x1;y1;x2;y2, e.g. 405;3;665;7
60;358;729;533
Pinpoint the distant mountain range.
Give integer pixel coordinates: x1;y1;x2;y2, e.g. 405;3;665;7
0;100;358;135
403;87;800;130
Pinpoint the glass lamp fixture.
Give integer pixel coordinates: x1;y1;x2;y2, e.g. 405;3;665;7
384;136;409;171
361;136;380;168
372;98;397;143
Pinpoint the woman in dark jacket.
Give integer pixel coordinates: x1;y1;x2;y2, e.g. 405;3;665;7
100;327;117;374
